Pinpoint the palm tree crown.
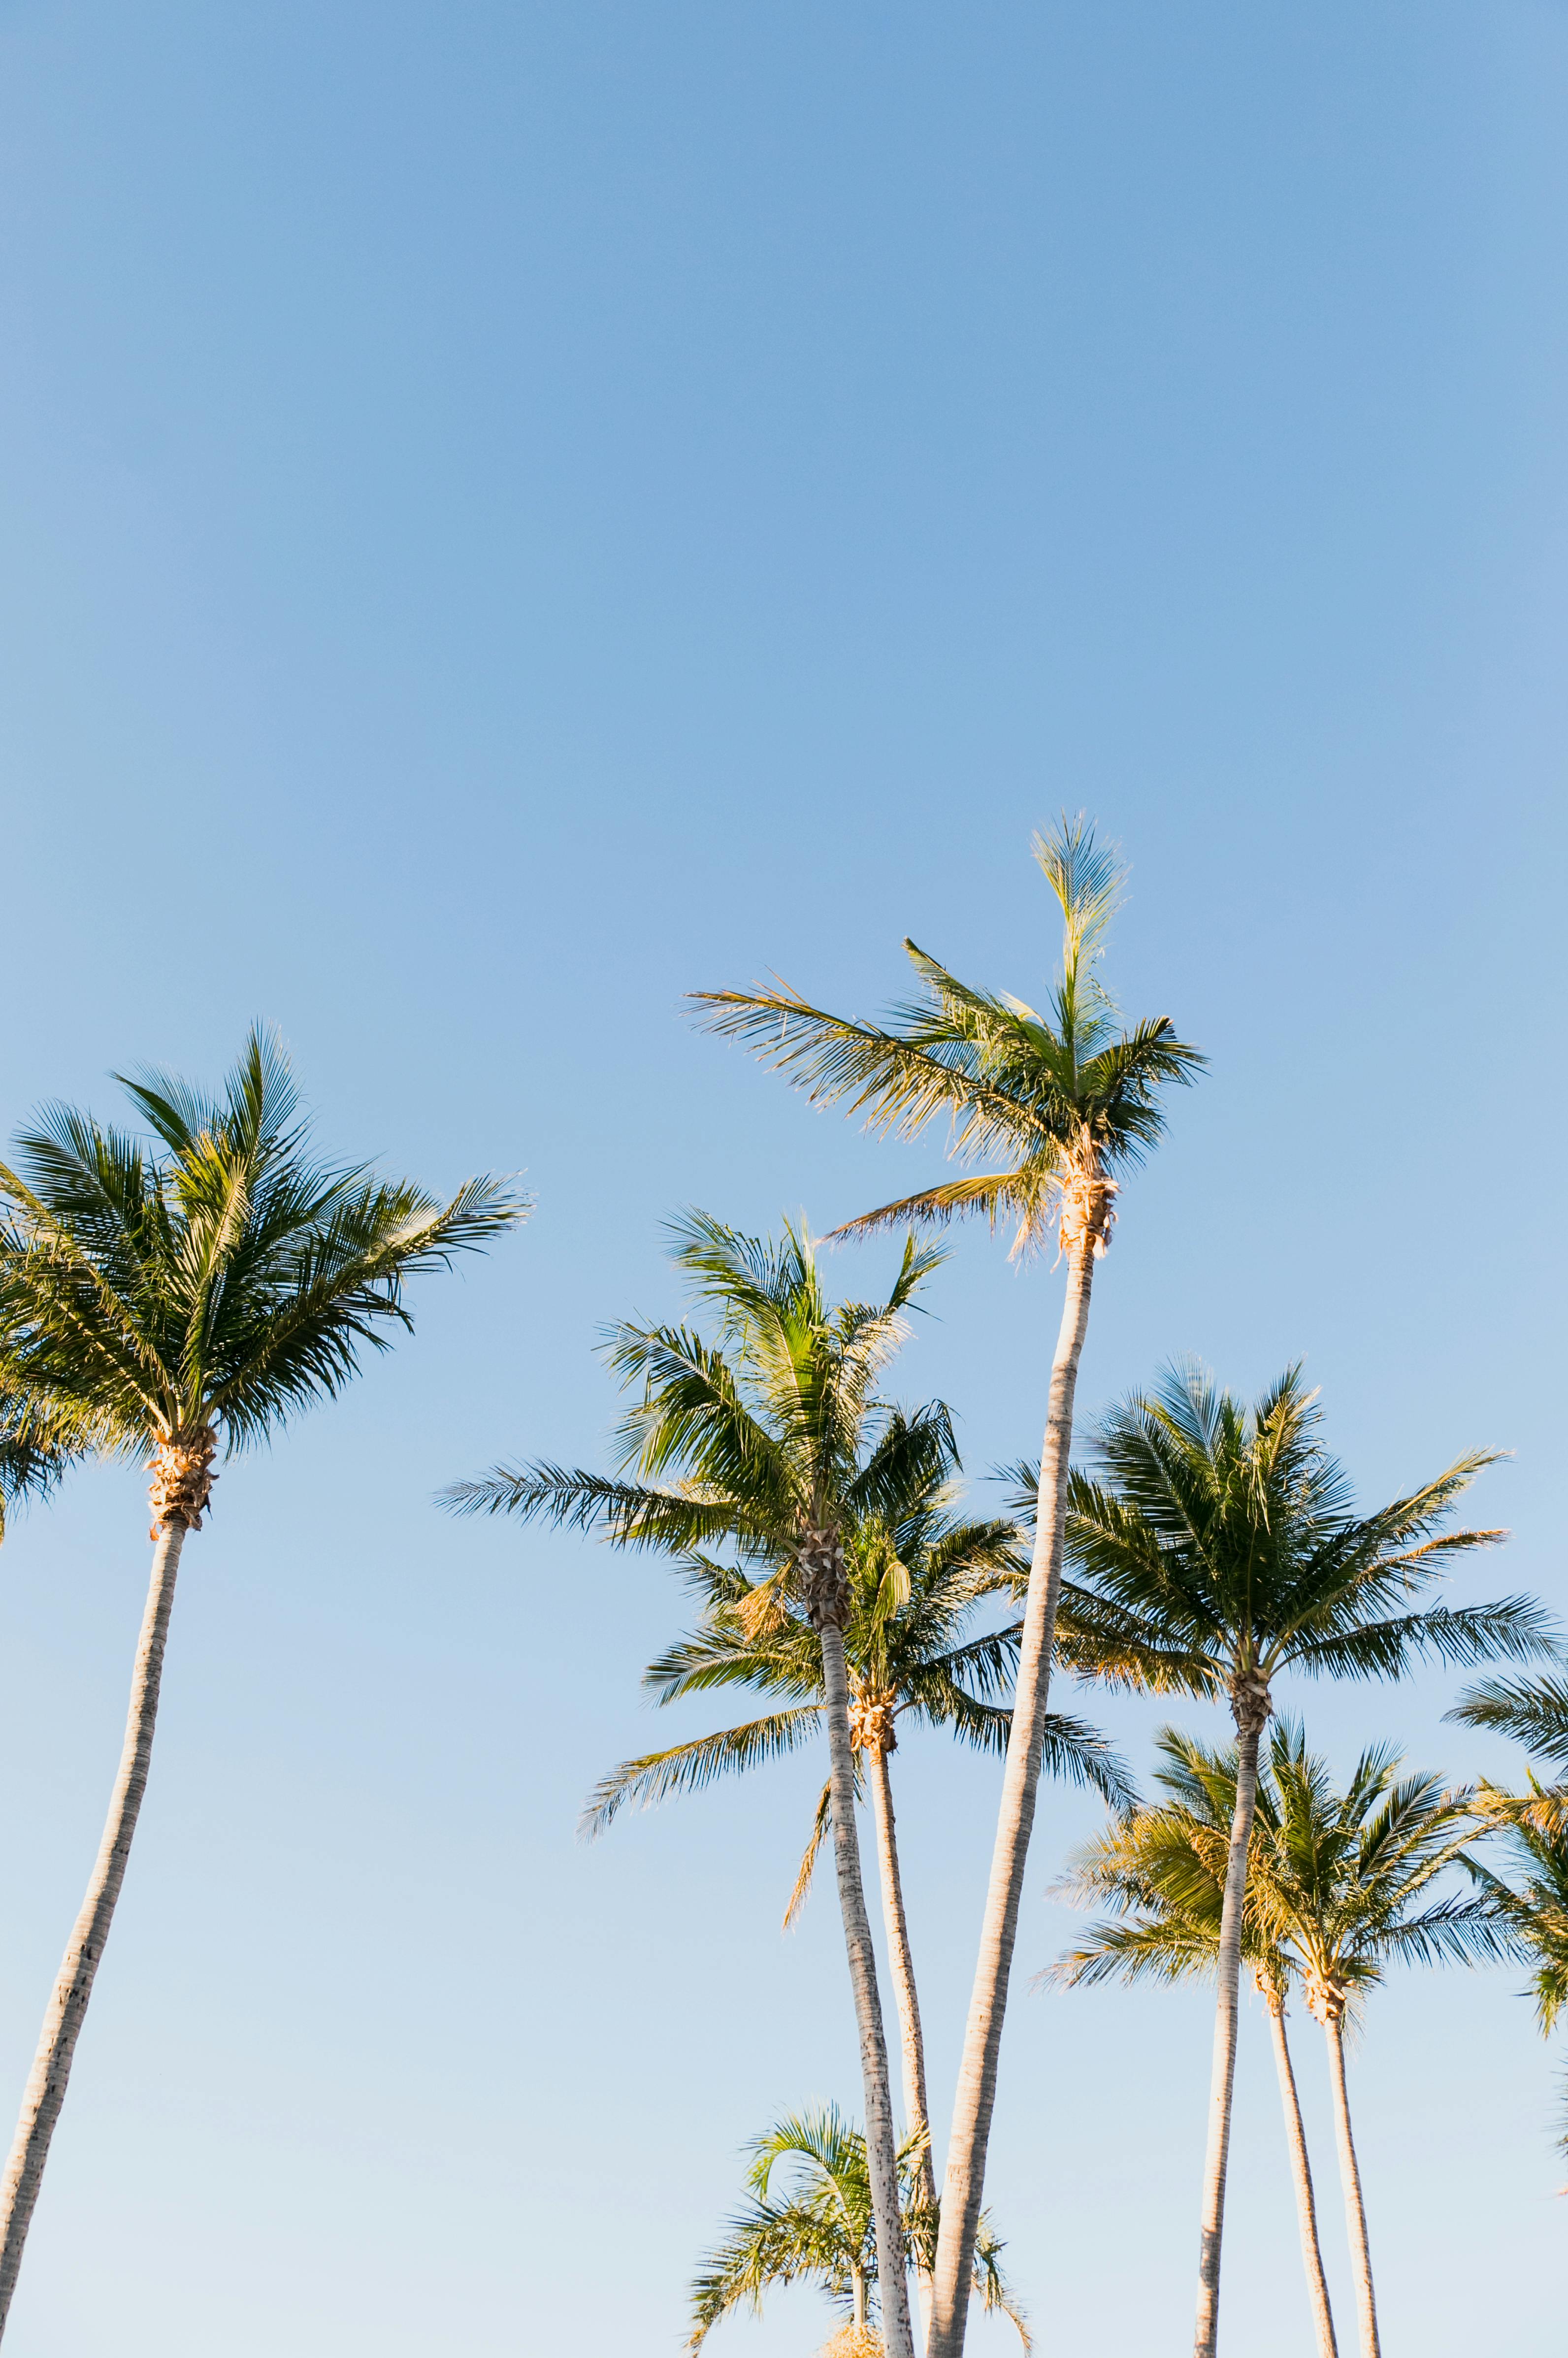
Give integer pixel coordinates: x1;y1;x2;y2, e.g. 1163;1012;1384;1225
580;1442;1134;1853
687;2105;1027;2353
1062;1361;1545;1722
0;1026;523;1486
691;817;1204;1255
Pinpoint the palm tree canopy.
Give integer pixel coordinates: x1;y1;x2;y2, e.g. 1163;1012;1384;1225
688;816;1205;1254
0;1027;526;1459
1048;1726;1292;1996
1463;1798;1568;2043
445;1209;950;1584
1053;1723;1503;2018
1254;1723;1505;2019
687;2105;1029;2351
1060;1361;1549;1708
579;1462;1134;1847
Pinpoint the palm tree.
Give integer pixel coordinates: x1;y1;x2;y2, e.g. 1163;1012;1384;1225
1049;1729;1340;2358
578;1453;1133;2267
0;1028;524;2334
1253;1728;1501;2358
1060;1361;1545;2358
691;817;1205;2356
447;1214;941;2358
687;2104;1029;2355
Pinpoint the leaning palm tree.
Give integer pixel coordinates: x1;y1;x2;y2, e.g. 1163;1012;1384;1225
0;1028;524;2334
579;1452;1133;2276
1060;1361;1545;2358
688;2104;1029;2354
1048;1728;1340;2358
1254;1728;1500;2358
447;1214;937;2358
692;816;1205;2356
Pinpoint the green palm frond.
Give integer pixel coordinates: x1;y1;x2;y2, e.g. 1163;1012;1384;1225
581;1710;824;1838
1448;1674;1568;1773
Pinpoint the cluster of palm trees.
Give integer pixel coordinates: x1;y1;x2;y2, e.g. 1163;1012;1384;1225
0;820;1562;2356
446;816;1563;2354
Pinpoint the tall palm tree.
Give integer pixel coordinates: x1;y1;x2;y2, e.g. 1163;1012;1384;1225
691;817;1205;2357
447;1213;940;2358
579;1459;1133;2250
0;1028;524;2334
1060;1361;1545;2358
1049;1728;1341;2358
1253;1728;1500;2358
687;2104;1029;2355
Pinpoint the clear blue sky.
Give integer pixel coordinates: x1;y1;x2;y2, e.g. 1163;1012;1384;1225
1;3;1566;2351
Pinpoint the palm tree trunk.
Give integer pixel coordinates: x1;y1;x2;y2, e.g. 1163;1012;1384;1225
866;1742;934;2340
926;1229;1098;2358
1263;1991;1339;2358
0;1518;187;2337
820;1622;916;2358
1192;1710;1264;2358
1323;2013;1381;2358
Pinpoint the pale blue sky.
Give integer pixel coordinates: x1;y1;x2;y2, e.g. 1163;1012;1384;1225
1;3;1567;2352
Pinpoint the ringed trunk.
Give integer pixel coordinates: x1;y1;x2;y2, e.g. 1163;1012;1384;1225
865;1740;935;2338
0;1516;188;2334
819;1621;916;2358
1262;1988;1339;2358
1323;2011;1381;2358
1192;1699;1267;2358
926;1219;1101;2358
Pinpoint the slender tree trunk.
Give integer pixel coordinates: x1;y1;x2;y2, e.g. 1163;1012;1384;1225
866;1743;934;2342
1192;1709;1264;2358
853;2263;869;2331
927;1232;1098;2358
1263;1991;1339;2358
820;1623;916;2358
1323;2013;1381;2358
0;1518;188;2336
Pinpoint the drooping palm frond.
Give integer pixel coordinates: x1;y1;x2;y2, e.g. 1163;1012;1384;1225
1448;1674;1568;1774
0;1388;99;1543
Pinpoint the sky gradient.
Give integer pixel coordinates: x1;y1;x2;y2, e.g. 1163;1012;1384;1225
2;3;1567;2352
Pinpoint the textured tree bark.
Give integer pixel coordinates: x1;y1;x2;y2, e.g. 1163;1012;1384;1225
866;1741;934;2341
1192;1708;1265;2358
1264;1990;1339;2358
926;1232;1098;2358
820;1622;916;2358
0;1518;188;2336
1324;2013;1381;2358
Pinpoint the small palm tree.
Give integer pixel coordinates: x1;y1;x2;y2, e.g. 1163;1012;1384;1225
692;817;1204;2358
1254;1729;1499;2358
1060;1361;1544;2358
0;1029;525;2333
1049;1728;1341;2358
580;1450;1132;2245
448;1214;937;2358
687;2104;1028;2354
